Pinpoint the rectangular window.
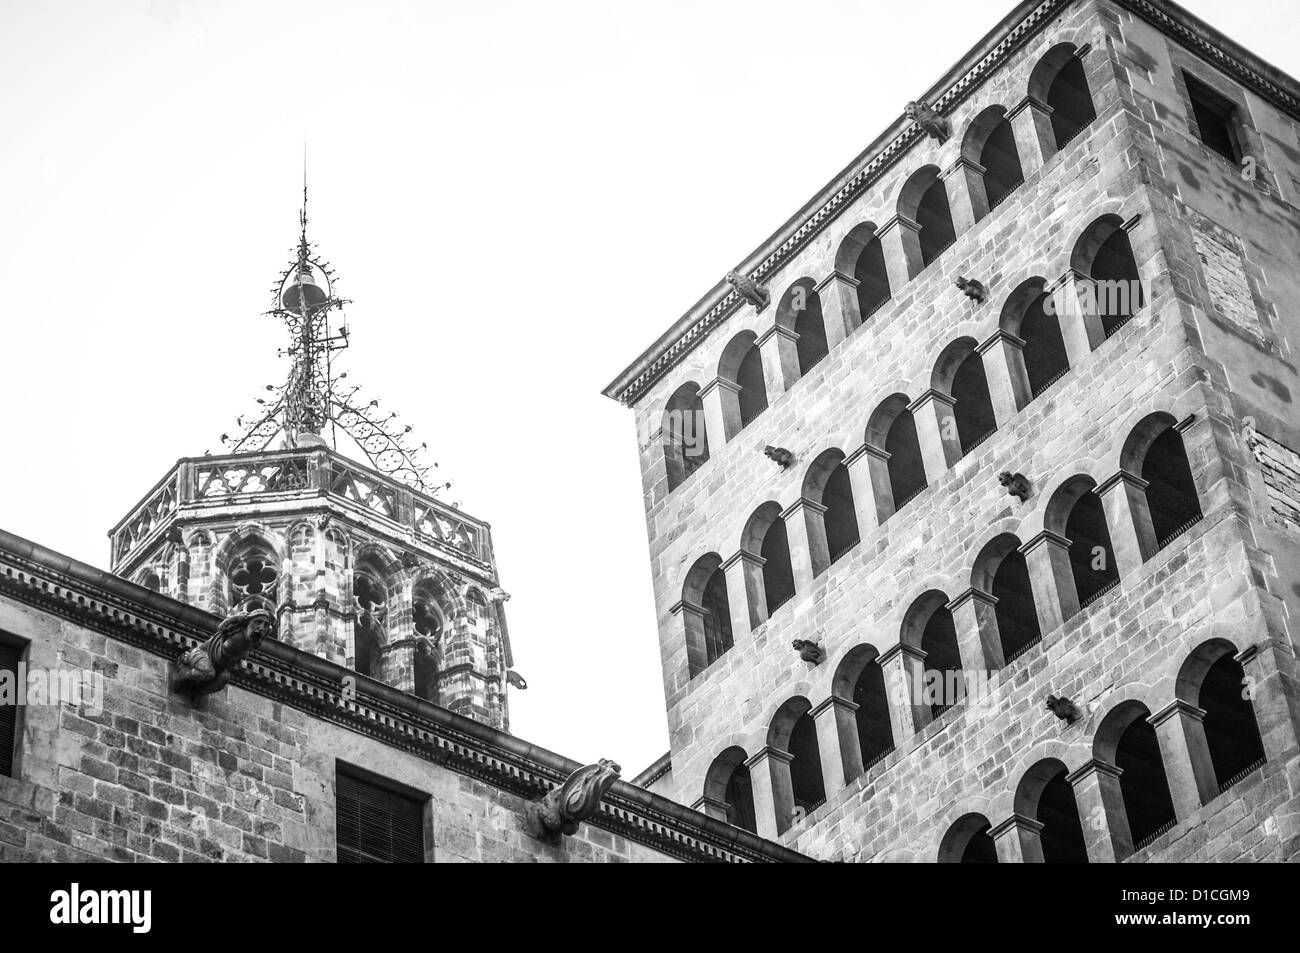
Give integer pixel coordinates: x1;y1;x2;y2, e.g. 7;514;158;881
336;767;426;863
0;640;20;777
1185;72;1242;163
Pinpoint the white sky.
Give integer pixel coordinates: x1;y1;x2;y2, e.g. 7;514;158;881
2;0;1294;775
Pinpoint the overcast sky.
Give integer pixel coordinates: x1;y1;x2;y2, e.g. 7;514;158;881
1;0;1294;774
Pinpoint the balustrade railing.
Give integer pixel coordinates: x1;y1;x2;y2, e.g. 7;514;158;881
111;448;488;567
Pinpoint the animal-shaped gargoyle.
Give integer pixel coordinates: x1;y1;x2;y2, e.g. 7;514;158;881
999;471;1031;502
955;276;987;302
905;100;951;143
1045;694;1081;724
170;604;276;701
725;270;771;312
526;759;622;844
764;446;794;469
792;639;825;665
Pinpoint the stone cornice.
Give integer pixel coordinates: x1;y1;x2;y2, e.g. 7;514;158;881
604;0;1300;410
0;528;813;865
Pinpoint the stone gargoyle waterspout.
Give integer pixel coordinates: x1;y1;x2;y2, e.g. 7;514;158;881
170;604;276;701
526;758;622;844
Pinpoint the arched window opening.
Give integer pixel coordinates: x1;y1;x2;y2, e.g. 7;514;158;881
823;463;859;564
939;814;999;863
950;352;997;454
737;345;768;427
723;763;757;833
917;178;957;267
1046;54;1096;148
1115;713;1177;850
1020;291;1070;396
793;294;830;376
701;566;734;666
1200;654;1266;792
662;383;709;492
855;237;891;318
788;710;826;814
760;518;795;615
1092;228;1143;336
139;570;161;593
980;116;1025;208
992;548;1041;663
1065;489;1119;607
921;606;963;718
705;748;757;834
1141;427;1203;549
853;659;894;769
886;409;927;511
1038;768;1089;862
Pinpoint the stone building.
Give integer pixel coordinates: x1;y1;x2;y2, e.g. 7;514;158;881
0;203;808;864
604;0;1300;861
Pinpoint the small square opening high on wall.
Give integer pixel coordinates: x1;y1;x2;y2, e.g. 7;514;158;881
1184;72;1243;163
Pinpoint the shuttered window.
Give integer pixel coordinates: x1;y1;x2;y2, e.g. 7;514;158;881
0;641;19;777
336;769;425;863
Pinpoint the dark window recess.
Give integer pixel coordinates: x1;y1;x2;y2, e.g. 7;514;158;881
1185;73;1242;163
337;771;425;863
0;641;19;777
1047;57;1096;149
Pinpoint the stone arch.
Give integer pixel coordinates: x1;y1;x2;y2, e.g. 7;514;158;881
773;278;829;376
1028;41;1097;151
1000;276;1070;403
836;221;891;319
897;165;956;274
211;525;285;614
865;392;927;520
767;695;826;831
832;643;894;774
741;501;795;620
703;746;757;833
1175;638;1267;796
1070;213;1145;341
680;552;734;675
938;812;999;863
972;532;1041;664
902;589;963;717
802;447;860;571
662;381;710;492
1116;411;1205;558
1093;699;1177;856
1044;473;1120;612
961;104;1025;215
1014;756;1089;863
933;336;997;456
717;330;768;436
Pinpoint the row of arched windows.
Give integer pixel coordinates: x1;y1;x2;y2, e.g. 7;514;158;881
706;637;1267;859
680;400;1199;678
661;42;1111;493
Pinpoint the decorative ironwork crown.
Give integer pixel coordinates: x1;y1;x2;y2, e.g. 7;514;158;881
220;186;446;495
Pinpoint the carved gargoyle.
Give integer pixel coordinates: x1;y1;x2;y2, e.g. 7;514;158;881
999;471;1031;501
1045;694;1081;724
170;605;276;700
905;100;951;143
526;759;622;844
792;639;825;665
955;276;987;302
764;446;794;469
507;670;528;690
725;271;771;312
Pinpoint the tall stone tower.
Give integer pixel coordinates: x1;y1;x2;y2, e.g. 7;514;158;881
605;0;1300;862
109;192;516;730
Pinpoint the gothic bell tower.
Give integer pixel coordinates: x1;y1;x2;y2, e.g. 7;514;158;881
107;188;518;730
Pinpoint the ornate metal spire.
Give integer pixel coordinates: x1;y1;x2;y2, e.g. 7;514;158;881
220;184;445;495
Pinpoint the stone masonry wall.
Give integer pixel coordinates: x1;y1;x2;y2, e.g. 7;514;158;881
619;0;1300;861
0;594;673;863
